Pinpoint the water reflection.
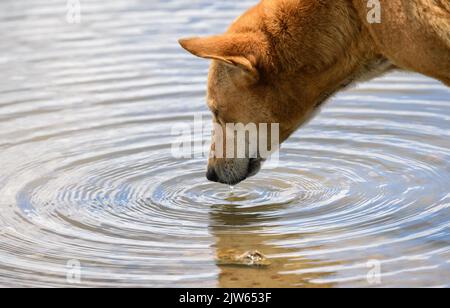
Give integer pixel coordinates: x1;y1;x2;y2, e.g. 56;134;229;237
0;0;449;288
210;203;336;288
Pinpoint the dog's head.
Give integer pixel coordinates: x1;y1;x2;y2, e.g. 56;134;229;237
179;33;314;185
178;2;363;185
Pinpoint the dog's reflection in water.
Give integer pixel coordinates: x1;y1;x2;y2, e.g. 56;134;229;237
209;203;337;288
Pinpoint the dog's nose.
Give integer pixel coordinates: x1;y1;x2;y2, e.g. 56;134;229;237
206;167;219;183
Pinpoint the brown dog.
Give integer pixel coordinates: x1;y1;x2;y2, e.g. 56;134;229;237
179;0;450;185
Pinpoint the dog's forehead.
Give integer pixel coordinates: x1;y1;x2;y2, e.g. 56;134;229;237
207;62;232;104
208;61;230;86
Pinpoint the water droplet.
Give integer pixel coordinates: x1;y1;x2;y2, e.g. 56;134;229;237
229;185;235;195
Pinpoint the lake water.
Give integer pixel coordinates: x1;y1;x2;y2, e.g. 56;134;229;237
0;0;449;288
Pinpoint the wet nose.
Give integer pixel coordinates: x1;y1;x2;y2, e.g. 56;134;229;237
206;167;219;182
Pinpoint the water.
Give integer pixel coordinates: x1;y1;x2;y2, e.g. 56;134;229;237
0;0;449;288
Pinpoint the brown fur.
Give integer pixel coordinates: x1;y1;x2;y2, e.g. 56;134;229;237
179;0;450;185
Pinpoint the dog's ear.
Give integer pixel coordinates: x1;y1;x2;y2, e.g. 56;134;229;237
178;34;261;82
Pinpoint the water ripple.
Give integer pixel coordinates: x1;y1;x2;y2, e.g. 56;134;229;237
0;0;449;287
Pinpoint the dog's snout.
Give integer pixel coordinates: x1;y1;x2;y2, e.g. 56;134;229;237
206;167;219;183
206;158;263;185
247;158;262;178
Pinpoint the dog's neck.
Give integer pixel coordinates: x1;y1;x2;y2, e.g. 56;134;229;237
263;0;390;106
255;0;393;129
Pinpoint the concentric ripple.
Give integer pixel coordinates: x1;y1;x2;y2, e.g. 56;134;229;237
1;0;450;288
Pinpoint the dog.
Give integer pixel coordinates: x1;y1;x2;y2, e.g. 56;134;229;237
179;0;450;185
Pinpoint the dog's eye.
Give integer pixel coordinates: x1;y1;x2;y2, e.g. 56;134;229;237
209;104;225;124
210;107;219;118
212;109;226;125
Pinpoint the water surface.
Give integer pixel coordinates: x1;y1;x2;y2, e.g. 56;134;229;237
0;0;450;287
